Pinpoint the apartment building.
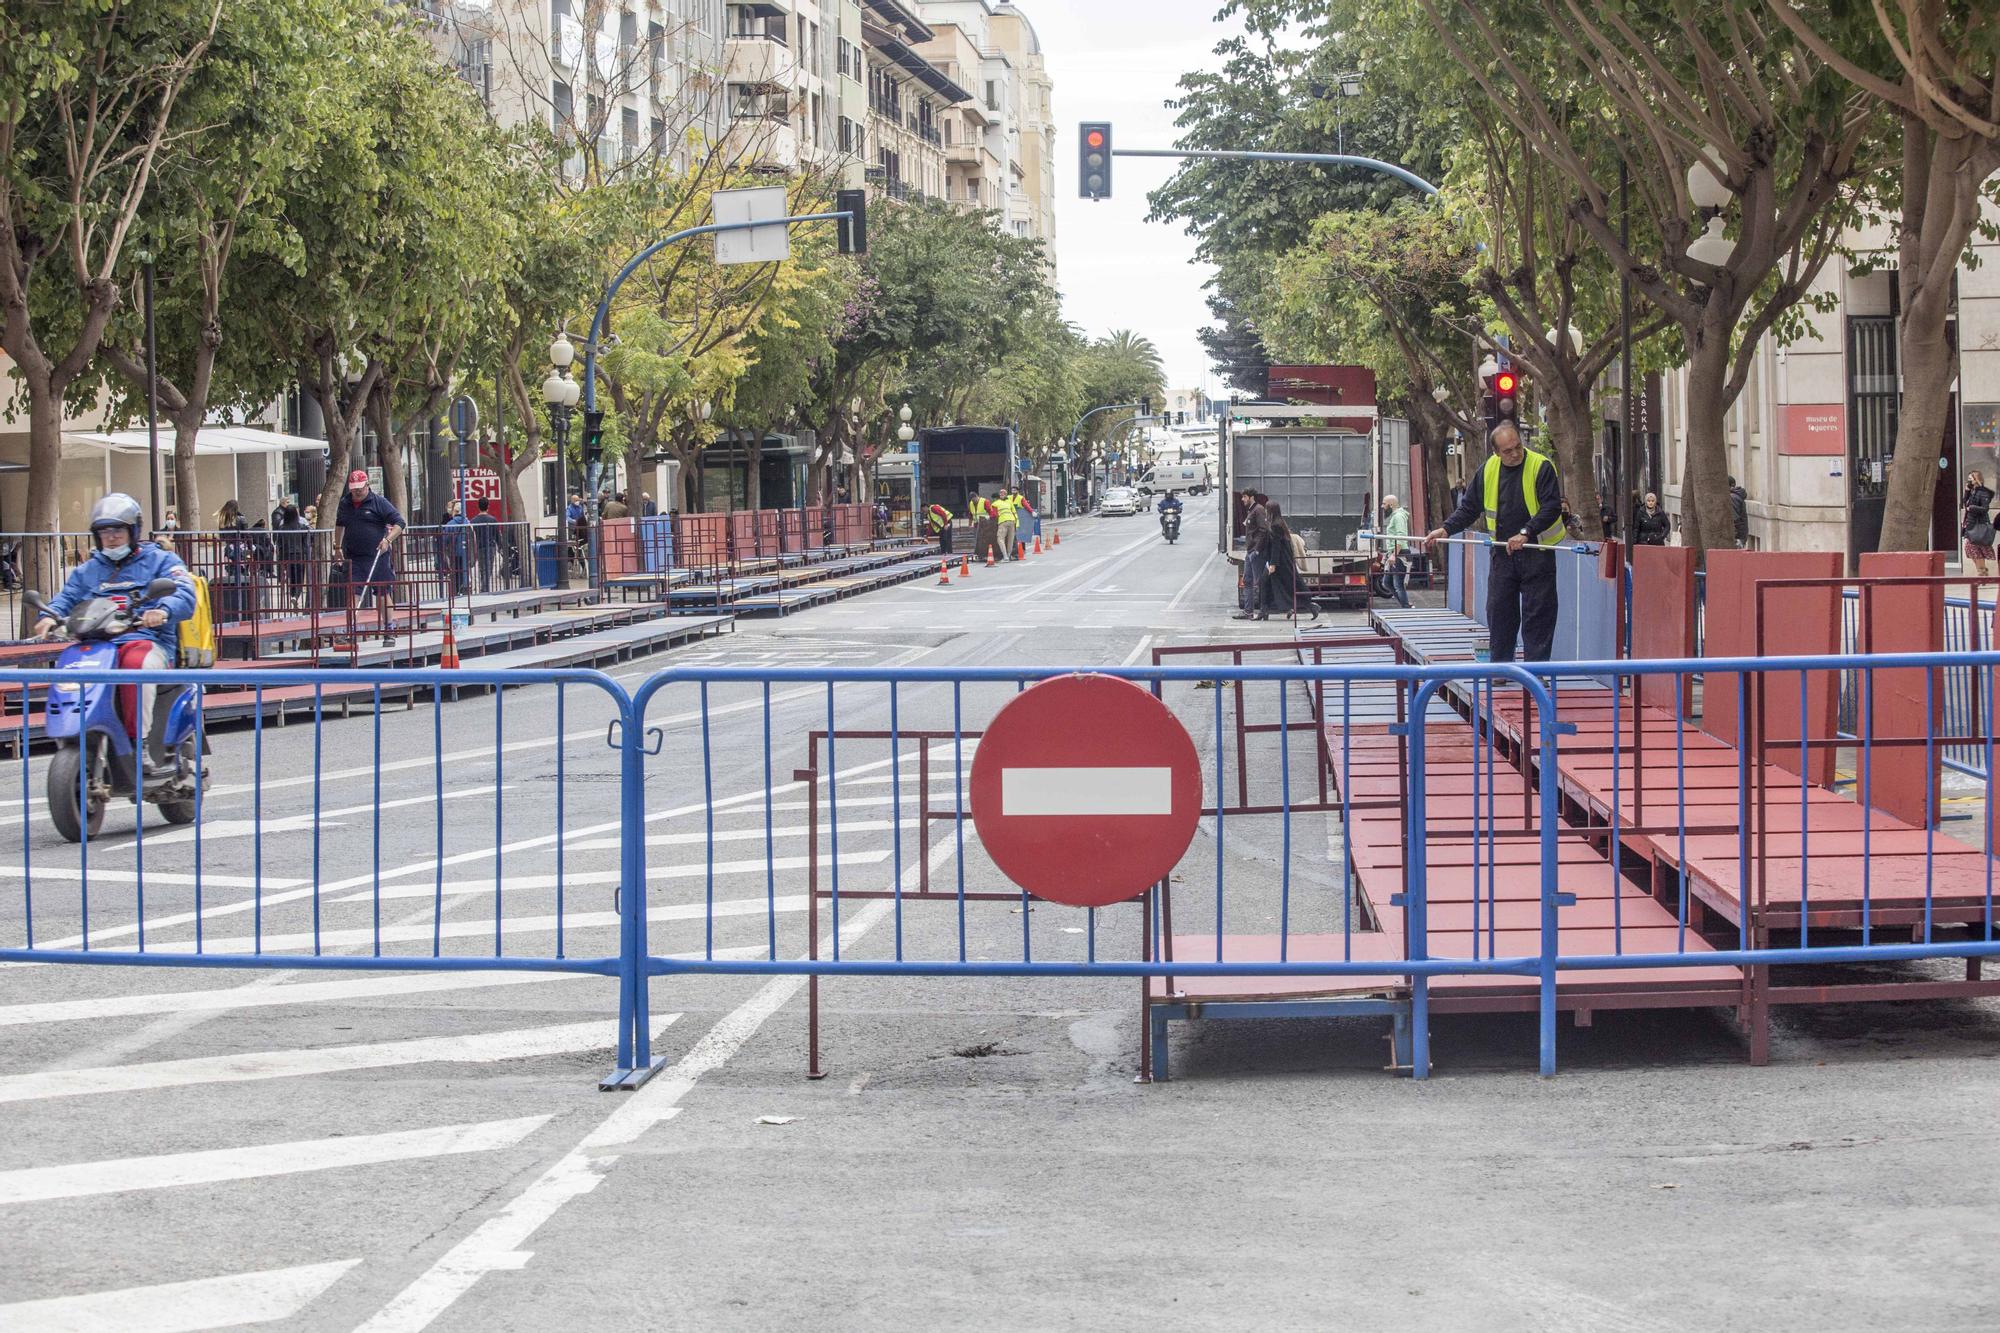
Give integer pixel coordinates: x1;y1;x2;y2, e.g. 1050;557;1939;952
421;0;729;175
912;1;1057;253
857;0;966;203
1655;197;2000;565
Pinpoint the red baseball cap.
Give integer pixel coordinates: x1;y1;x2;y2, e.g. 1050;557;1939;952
348;469;368;486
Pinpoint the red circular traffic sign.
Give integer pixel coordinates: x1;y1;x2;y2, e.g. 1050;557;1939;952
969;674;1203;908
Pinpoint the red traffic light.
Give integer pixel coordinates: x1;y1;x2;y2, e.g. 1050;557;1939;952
1086;129;1105;148
1494;371;1517;394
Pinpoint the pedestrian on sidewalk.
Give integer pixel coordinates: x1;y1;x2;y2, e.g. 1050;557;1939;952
1256;502;1317;621
1634;492;1670;546
335;469;405;644
272;499;310;608
602;491;630;520
1729;476;1750;548
442;502;471;597
471;497;500;592
1380;494;1412;609
1232;489;1271;620
1963;471;1994;577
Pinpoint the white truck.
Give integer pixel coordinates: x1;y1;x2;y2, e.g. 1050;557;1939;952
1139;462;1212;496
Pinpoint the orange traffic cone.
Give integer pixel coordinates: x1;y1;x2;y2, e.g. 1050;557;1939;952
1015;540;1025;561
1052;527;1061;546
440;621;461;670
985;548;996;568
959;554;970;577
1033;533;1043;555
937;560;951;585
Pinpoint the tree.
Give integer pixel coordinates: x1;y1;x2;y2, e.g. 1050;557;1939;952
1258;203;1486;527
83;0;340;525
1764;0;2000;550
0;0;223;561
1416;0;1883;560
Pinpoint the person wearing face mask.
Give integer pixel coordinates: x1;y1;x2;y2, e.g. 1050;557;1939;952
32;494;198;793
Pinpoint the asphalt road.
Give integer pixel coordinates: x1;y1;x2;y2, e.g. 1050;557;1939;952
1;493;1996;1331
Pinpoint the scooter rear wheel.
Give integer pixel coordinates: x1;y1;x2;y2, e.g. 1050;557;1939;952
157;735;201;826
47;742;106;843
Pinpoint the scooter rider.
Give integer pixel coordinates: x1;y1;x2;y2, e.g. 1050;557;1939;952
1157;490;1183;532
33;493;197;793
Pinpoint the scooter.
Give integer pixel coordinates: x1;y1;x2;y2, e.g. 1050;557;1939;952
24;579;208;842
1160;507;1182;544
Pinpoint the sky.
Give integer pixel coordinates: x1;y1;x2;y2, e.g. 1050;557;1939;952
1029;1;1246;398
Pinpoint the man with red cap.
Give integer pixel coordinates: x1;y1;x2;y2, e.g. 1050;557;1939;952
333;469;404;643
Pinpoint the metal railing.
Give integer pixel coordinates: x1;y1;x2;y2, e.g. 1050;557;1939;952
2;649;1996;1086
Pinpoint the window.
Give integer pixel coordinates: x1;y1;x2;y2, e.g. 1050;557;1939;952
552;79;574;136
619;9;637;50
621;106;639;161
985;79;997;111
650;116;665;153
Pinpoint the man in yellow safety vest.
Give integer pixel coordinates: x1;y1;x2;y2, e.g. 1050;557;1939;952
1424;421;1565;662
992;490;1018;559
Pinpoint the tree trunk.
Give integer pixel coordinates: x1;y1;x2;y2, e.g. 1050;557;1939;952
1680;324;1736;565
170;407;202;525
1878;120;1997;554
21;379;65;628
1542;387;1602;540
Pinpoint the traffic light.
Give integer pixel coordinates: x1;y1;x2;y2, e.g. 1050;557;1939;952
583;408;605;468
1141;396;1152;419
835;188;867;255
1079;122;1112;200
1480;364;1523;433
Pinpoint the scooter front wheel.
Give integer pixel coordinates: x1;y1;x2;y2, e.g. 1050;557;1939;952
47;742;106;843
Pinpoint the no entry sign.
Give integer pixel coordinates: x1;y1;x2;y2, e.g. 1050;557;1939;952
969;674;1203;908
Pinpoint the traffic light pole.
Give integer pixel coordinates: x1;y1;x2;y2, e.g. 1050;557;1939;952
1066;402;1143;514
577;208;855;585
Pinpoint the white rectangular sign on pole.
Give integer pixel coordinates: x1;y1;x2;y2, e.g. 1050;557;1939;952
713;186;790;266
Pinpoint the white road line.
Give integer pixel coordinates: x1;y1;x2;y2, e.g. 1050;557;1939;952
0;1116;550;1206
1120;634;1155;667
331;851;889;903
0;1259;361;1332
0;866;302;890
138;896;816;955
0;1016;681;1105
0;970;600;1030
561;818;921;854
1003;531;1156;603
99;786;507;853
356;838;956;1332
1165;549;1220;611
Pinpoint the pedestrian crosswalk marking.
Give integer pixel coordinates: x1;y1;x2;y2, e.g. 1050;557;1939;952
0;1259;360;1332
0;1115;550;1205
0;1016;681;1105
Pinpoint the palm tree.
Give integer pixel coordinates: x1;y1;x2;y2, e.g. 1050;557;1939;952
1104;329;1164;382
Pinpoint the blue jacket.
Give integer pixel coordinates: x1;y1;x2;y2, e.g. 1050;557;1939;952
46;541;198;654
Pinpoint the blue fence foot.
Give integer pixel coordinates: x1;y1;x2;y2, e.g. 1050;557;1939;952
1146;1007;1172;1083
1387;1006;1414;1074
599;1058;667;1092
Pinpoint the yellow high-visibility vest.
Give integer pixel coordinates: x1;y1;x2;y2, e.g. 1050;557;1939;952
1479;449;1567;546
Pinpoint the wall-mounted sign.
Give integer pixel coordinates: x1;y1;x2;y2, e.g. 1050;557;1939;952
1782;403;1846;456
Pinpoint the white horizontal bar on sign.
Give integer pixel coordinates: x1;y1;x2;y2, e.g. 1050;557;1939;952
1000;767;1174;818
0;1259;360;1333
0;1115;549;1206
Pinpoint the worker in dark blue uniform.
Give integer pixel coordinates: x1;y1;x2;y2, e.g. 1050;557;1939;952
334;469;404;642
1425;422;1565;663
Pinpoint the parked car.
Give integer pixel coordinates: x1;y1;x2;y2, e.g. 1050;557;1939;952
1099;486;1141;516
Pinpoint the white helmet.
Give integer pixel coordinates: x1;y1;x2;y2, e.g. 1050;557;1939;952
88;493;144;552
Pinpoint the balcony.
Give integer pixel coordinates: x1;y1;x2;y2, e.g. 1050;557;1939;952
724;116;799;170
725;31;796;87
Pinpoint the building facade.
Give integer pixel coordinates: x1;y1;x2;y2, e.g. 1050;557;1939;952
857;0;966;203
912;1;1056;253
1655;197;2000;566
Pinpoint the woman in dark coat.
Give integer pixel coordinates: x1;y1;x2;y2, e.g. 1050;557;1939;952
1255;502;1319;621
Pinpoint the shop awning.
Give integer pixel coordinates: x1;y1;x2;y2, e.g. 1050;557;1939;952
61;425;328;460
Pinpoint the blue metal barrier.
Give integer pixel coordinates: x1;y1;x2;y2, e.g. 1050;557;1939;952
3;647;1999;1085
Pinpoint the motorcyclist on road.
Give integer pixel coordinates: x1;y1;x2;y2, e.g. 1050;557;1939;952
32;493;198;792
1157;493;1184;516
